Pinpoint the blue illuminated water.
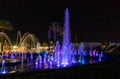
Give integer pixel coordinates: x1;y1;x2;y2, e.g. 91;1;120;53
0;60;7;74
0;46;107;75
0;8;108;75
61;8;70;66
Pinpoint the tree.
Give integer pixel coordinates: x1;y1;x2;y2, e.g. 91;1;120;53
49;22;64;43
0;20;13;32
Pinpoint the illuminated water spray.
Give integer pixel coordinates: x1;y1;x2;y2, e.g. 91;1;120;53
30;45;33;60
61;8;71;66
54;41;61;66
21;42;24;59
63;8;70;46
0;60;7;74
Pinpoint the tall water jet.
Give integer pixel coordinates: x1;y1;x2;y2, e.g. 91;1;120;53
21;42;24;59
54;41;61;66
78;43;86;63
30;48;33;60
0;60;7;74
61;8;71;66
63;8;70;45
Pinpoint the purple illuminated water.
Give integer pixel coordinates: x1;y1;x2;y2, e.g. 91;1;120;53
0;60;7;74
61;8;71;66
0;8;107;75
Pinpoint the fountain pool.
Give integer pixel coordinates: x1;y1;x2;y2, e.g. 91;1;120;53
0;8;110;76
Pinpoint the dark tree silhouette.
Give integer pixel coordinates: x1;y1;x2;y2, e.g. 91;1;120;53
49;22;63;43
0;20;13;32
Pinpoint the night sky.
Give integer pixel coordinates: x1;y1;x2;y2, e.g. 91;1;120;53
0;0;120;42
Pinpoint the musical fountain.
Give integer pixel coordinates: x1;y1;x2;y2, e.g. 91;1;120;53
0;8;108;75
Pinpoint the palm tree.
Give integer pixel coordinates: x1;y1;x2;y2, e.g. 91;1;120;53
49;22;63;43
0;20;13;32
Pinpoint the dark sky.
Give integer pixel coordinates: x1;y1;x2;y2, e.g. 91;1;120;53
0;0;120;42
